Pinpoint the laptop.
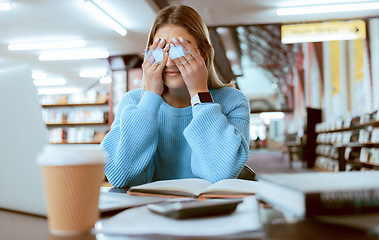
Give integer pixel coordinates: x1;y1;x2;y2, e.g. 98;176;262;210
0;65;166;217
0;65;48;216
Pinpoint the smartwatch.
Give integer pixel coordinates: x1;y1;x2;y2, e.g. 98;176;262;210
191;92;213;107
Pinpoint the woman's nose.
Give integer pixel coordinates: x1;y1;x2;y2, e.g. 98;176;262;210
166;54;176;67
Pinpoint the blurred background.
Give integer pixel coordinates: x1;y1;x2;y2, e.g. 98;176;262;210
1;0;378;173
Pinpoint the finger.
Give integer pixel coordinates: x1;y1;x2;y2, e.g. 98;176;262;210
157;38;166;48
154;39;166;64
170;40;188;65
143;51;157;66
156;43;169;67
169;43;187;69
145;38;166;65
151;37;160;47
156;51;169;71
142;51;154;65
178;37;201;60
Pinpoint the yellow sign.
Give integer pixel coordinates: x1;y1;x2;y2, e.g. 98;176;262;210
330;41;341;96
282;20;366;44
354;39;365;82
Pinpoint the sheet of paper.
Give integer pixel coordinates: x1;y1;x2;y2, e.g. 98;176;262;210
94;196;262;237
99;191;168;212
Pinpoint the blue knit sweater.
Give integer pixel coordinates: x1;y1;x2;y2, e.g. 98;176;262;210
101;87;250;187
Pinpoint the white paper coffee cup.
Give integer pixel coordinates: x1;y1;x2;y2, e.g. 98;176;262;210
38;144;107;236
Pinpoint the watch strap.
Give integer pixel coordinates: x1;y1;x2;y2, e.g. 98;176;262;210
191;92;213;107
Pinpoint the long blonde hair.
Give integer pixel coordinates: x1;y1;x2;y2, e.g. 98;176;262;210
144;5;233;89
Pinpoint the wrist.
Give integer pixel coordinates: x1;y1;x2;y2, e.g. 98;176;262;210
190;91;213;107
146;85;164;96
189;88;209;98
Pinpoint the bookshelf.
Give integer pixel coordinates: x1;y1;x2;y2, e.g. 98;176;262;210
315;110;379;172
284;108;322;169
40;92;111;144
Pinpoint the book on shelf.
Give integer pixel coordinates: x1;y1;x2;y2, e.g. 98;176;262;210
256;171;379;220
127;178;259;199
371;128;379;143
358;129;370;143
368;148;379;164
359;147;370;162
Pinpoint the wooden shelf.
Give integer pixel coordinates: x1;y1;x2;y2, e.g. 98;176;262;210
360;119;379;128
315;153;338;160
316;120;379;134
40;95;111;145
335;142;379;148
46;121;108;127
316;142;334;145
346;160;379;169
42;101;108;108
313;166;332;172
316;115;379;171
50;140;102;144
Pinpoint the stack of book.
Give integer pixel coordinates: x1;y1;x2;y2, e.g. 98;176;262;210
256;171;379;231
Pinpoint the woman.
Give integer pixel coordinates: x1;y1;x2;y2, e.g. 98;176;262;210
101;5;251;187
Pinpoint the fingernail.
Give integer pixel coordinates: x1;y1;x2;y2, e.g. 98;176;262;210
159;38;165;44
179;37;184;43
164;44;169;50
170;43;175;47
172;38;178;43
154;38;159;43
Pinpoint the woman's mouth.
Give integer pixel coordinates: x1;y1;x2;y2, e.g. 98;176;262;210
165;71;181;77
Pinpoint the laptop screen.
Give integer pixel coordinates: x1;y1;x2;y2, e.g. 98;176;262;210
0;65;48;216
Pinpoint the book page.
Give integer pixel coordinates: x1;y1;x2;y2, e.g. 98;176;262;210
201;179;260;195
128;178;212;197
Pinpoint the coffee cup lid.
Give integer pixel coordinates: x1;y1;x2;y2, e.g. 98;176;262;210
37;144;108;166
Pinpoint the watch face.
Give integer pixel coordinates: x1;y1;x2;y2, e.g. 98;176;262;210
198;92;213;103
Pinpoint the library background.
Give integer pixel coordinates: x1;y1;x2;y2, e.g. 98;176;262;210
2;0;379;239
2;2;376;175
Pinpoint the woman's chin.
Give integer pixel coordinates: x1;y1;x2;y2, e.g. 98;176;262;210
163;77;186;89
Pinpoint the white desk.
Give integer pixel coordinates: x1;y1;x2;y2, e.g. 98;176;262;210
1;203;378;240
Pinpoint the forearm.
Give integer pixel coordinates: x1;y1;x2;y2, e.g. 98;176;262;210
184;103;250;183
101;91;162;187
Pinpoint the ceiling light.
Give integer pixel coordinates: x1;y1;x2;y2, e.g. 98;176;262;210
277;2;379;16
84;0;127;36
264;118;271;125
39;50;109;61
31;72;47;80
8;40;86;51
33;78;67;87
260;112;285;120
0;0;11;11
38;87;80;95
99;77;112;84
79;69;108;78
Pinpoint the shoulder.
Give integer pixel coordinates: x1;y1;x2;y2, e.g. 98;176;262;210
121;89;144;104
210;87;249;104
115;89;144;114
126;88;144;98
210;87;250;115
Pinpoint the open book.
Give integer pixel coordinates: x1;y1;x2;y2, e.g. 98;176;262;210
127;178;259;199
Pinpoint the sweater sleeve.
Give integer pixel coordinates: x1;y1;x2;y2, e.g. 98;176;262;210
101;90;163;187
183;89;250;183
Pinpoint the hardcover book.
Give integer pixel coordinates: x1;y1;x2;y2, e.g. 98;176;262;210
256;171;379;220
127;178;259;199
